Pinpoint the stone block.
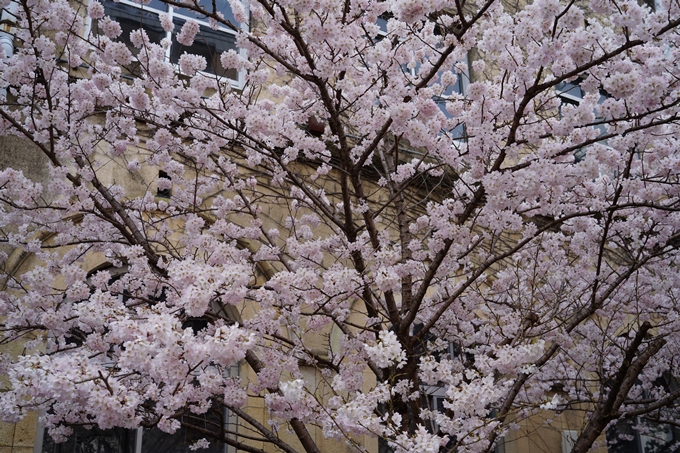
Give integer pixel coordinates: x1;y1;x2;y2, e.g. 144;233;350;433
0;423;15;447
11;414;37;447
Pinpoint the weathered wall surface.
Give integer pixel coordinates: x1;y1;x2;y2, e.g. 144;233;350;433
0;136;48;452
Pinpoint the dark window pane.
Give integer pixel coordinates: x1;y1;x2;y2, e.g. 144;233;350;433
378;437;394;453
142;427;190;453
376;11;392;34
607;419;643;453
641;0;656;11
574;147;587;163
173;0;238;25
606;418;680;453
433;396;446;412
171;19;238;79
556;81;583;99
449;123;466;140
157;170;171;198
42;427;136;453
144;0;168;12
377;16;388;33
101;2;166;47
142;418;225;453
558;80;610;154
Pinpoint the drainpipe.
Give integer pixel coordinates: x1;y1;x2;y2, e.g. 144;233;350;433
0;1;17;99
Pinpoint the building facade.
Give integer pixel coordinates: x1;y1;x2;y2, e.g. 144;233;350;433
1;0;680;453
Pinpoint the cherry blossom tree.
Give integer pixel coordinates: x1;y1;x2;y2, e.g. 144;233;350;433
0;0;680;452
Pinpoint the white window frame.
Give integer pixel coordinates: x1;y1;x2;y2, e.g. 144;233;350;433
86;0;249;89
562;429;578;453
556;81;584;105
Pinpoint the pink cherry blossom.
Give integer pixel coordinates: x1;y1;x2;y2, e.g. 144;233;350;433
0;1;680;453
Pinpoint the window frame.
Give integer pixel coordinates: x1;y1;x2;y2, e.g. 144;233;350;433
366;14;470;143
434;53;469;141
35;407;238;453
556;79;610;164
86;0;249;89
34;265;240;453
34;367;239;453
606;415;680;453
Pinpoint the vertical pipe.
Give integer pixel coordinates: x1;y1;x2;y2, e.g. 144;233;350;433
0;1;17;99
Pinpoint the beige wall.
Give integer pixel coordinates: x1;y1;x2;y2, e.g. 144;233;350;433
0;137;44;452
501;410;608;453
0;414;39;453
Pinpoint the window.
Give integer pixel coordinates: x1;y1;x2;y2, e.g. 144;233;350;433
606;374;680;453
607;417;680;453
434;54;468;140
37;379;239;453
95;0;247;85
376;14;389;35
156;170;171;198
640;0;659;11
556;80;585;105
36;266;240;453
375;13;468;140
413;324;458;439
562;430;578;453
40;426;135;453
556;81;608;132
39;411;236;453
556;80;608;162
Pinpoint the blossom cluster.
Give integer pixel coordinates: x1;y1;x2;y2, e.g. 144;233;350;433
0;0;679;452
